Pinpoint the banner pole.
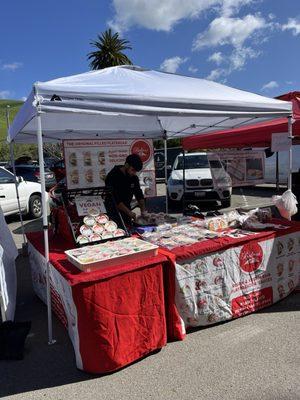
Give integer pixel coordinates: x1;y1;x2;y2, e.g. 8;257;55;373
288;116;293;191
36;100;56;345
164;137;168;214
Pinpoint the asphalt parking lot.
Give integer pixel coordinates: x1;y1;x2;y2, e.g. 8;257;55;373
1;185;300;400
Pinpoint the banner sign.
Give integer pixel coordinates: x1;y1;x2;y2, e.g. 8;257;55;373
63;139;156;197
175;231;300;328
75;196;106;216
216;150;265;186
271;132;291;152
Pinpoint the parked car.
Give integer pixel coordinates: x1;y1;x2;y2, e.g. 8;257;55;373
167;152;232;208
7;164;56;191
50;159;66;182
0;167;43;218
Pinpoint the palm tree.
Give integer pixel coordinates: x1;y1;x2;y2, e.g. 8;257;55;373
87;29;133;70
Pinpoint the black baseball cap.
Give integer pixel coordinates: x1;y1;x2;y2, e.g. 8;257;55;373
126;154;143;172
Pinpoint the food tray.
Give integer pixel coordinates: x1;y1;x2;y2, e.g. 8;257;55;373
65;238;158;272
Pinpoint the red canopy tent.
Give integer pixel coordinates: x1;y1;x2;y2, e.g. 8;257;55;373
183;92;300;150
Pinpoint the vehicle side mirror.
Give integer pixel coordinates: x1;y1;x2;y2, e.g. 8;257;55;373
17;176;24;183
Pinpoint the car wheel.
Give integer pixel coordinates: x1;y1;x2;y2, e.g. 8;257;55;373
221;198;231;208
29;195;42;218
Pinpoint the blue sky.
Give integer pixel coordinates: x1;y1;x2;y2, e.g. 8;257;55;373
0;0;299;100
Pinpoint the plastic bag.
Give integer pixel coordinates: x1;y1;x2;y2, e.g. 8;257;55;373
272;189;298;220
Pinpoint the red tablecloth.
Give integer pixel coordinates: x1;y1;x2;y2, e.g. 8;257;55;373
162;219;300;340
27;231;168;374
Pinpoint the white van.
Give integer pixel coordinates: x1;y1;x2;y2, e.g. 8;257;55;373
167;152;232;207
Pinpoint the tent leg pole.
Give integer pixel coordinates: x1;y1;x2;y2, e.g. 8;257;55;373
6;107;27;253
276;152;279;193
36;111;56;345
182;149;186;212
288;116;293;191
164;139;168;214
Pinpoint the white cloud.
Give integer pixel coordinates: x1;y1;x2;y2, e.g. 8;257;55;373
0;90;12;99
206;68;226;81
21;96;27;101
208;51;224;65
221;0;255;17
109;0;214;32
261;81;279;91
160;56;188;73
229;46;260;69
188;65;198;73
282;18;300;36
108;0;254;32
206;46;259;81
2;62;23;71
193;14;267;50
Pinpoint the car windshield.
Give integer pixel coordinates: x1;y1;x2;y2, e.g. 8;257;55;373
175;155;209;170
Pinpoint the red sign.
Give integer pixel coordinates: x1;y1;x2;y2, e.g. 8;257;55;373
130;140;152;164
239;242;263;273
231;287;273;317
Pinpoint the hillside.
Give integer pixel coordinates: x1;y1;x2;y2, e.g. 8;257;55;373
0;99;23;140
0;99;40;161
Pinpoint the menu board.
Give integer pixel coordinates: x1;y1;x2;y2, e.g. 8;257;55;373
216;150;265;187
63;139;156;196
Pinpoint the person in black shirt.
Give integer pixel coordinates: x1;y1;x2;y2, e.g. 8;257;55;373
105;154;146;223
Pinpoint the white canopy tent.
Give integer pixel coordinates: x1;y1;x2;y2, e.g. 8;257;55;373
7;65;293;344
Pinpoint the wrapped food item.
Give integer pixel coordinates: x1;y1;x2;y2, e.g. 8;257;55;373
87;208;100;217
102;231;114;240
92;224;104;234
114;229;125;238
76;235;89;245
104;221;118;232
83;216;95;227
95;214;109;224
79;225;93;237
205;217;228;231
89;233;102;242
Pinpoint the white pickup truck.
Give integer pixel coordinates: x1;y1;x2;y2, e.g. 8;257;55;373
0;167;42;218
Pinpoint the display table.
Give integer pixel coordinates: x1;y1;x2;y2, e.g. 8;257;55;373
163;219;300;341
26;231;168;374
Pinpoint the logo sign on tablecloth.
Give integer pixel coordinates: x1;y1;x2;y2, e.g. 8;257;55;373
239;242;263;273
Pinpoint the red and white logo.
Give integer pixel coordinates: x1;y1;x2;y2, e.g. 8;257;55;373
130;140;152;164
239;242;263;273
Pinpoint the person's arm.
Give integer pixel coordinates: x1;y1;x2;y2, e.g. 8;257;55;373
117;202;137;221
133;176;146;214
138;198;146;215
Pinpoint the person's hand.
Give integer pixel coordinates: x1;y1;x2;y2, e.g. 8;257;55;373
129;211;137;221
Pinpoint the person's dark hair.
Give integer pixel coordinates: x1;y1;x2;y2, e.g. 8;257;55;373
126;154;143;171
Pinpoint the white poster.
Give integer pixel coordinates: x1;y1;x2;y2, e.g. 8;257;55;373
63;139;156;197
216;150;265;187
271;132;291;152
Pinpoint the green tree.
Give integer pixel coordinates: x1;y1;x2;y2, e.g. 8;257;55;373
87;28;133;70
